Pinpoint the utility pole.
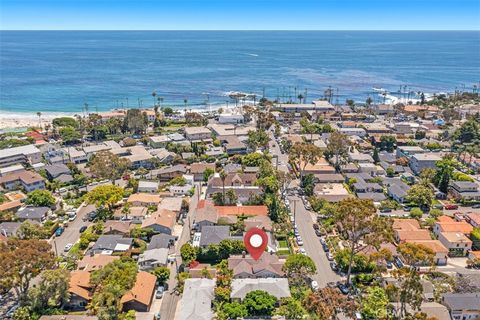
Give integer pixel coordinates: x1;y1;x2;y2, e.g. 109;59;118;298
292;199;299;223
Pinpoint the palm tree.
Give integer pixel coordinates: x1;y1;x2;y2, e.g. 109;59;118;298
122;203;131;220
297;94;304;104
158;96;164;109
220;170;227;206
152;91;157;107
48;180;61;193
44;123;51;137
36;112;42;129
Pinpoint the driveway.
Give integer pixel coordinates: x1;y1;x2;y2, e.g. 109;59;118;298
288;195;341;288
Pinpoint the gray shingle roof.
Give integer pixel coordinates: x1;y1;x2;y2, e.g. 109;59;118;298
16;207;49;220
442;292;480;311
199;226;230;246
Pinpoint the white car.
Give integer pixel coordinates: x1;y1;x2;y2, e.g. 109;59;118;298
327;252;334;261
64;243;73;252
311;280;319;291
298;248;306;254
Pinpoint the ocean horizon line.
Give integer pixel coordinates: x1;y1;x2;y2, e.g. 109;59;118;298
1;29;479;32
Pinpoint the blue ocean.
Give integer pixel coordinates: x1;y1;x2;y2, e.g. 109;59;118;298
0;31;479;114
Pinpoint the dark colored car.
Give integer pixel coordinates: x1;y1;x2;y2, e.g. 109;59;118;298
380;208;392;213
330;262;338;271
315;229;322;237
312;224;320;230
403;206;412;212
386;261;393;269
337;283;350;295
472;204;480;209
79;226;88;233
55;227;64;237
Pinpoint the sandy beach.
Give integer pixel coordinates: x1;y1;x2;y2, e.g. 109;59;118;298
0;112;60;130
0;103;241;130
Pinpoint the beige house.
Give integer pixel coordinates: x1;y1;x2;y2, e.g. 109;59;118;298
438;232;472;257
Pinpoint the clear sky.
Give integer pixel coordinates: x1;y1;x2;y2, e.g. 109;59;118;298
1;0;479;30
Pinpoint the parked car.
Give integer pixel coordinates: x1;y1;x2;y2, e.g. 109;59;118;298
403;206;412;212
64;243;73;252
298;248;306;254
323;244;330;252
472;204;480;209
337;283;350;295
79;226;88;233
6;304;20;318
330;262;338;271
55;227;64;237
445;204;459;210
379;208;392;213
327;252;334;261
386;261;393;269
433;204;444;210
156;286;165;299
311;280;319;291
315;229;322;237
312;224;320;230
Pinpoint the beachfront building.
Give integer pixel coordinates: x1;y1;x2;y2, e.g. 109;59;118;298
218;113;245;124
0;144;42;168
274;101;335;113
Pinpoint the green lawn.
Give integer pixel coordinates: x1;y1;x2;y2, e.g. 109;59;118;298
278;240;289;248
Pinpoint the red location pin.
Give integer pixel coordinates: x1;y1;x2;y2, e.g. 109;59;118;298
244;227;268;260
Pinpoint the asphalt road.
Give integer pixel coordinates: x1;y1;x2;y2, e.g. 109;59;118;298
50;205;92;256
159;183;201;320
268;131;289;173
289;195;341;288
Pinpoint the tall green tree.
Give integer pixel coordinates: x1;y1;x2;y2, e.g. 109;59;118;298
246;130;269;150
326;131;350;170
282;254;317;286
244;290;277;316
0;239;55;301
406;185;433;208
25;189;55;207
89;151;131;180
180;243;198;266
89;257;138;319
289;142;323;181
275;298;307;319
85;184;124;213
124;109;148;134
361;286;389;320
392;243;434;318
28;269;71;311
334;198;393;285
